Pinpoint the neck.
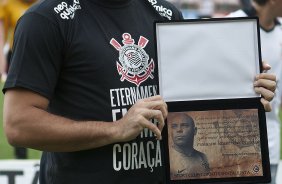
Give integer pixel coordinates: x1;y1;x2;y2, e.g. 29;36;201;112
174;144;194;156
92;0;131;3
91;0;131;7
251;1;276;30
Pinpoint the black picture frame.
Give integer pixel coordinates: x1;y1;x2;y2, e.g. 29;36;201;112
154;18;271;183
162;99;270;184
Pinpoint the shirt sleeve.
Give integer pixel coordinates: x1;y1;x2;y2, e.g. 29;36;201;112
3;12;65;99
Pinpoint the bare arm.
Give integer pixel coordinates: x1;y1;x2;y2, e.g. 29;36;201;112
3;88;167;152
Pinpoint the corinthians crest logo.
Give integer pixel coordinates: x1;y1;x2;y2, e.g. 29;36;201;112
110;33;155;86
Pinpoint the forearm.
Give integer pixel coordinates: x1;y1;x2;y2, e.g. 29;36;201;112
3;89;120;152
4;107;118;152
4;89;166;152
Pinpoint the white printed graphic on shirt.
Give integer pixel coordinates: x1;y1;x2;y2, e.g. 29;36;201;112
147;0;173;20
110;33;155;86
110;85;162;172
54;0;81;20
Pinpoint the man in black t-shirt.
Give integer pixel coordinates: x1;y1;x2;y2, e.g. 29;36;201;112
2;0;277;183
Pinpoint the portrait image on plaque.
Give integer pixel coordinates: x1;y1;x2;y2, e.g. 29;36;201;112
167;110;263;181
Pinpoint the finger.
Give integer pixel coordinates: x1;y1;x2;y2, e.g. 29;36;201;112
159;103;168;120
254;86;275;101
136;97;163;109
137;96;168;119
150;101;168;119
142;109;165;138
144;109;165;130
155;110;165;133
262;61;271;71
140;117;162;140
254;78;276;92
260;98;272;112
143;95;163;102
142;100;168;119
255;73;276;81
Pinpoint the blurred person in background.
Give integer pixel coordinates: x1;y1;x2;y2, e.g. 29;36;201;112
0;0;37;159
228;0;282;183
240;0;252;9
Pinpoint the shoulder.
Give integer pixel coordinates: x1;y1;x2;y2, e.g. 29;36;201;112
276;18;282;28
194;150;208;161
13;0;72;47
146;0;183;20
22;0;81;24
15;0;82;39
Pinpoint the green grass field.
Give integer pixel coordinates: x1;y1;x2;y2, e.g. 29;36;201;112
0;82;281;159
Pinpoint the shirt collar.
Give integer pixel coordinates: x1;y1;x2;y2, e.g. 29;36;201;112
91;0;132;8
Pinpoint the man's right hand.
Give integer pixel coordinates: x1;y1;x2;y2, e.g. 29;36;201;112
114;95;168;142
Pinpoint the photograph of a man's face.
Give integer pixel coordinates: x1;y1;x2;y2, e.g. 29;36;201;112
171;113;196;148
167;109;263;181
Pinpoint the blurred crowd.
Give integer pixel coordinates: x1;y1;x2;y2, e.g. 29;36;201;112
169;0;251;18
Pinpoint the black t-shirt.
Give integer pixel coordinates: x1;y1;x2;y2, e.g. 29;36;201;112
3;0;183;183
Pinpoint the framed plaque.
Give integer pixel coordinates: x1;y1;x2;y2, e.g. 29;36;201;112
155;18;271;183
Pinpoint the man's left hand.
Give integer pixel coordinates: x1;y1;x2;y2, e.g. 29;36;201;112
254;62;276;112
